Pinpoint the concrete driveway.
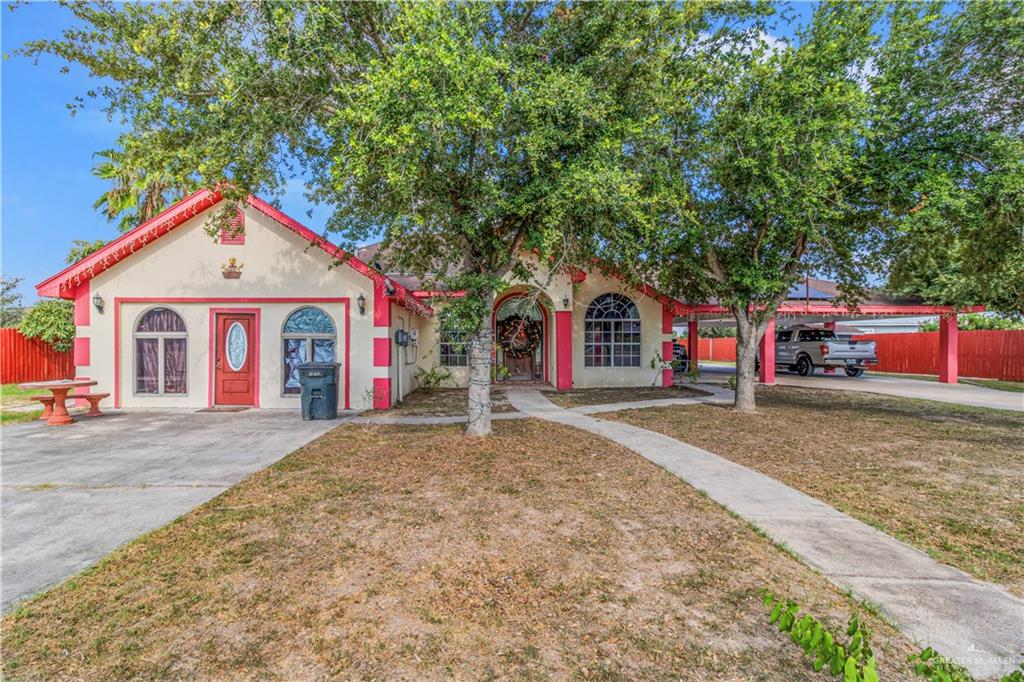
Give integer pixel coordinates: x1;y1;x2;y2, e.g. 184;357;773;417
1;409;349;612
698;363;1023;412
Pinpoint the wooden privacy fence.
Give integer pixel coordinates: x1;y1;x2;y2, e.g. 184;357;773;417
852;330;1024;381
698;337;737;362
0;328;75;384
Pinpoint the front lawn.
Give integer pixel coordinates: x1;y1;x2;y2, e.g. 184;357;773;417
0;384;39;408
2;419;913;680
604;386;1024;596
381;387;517;416
0;409;43;425
546;384;709;409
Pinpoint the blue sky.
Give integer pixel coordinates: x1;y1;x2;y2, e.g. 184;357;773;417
2;2;815;304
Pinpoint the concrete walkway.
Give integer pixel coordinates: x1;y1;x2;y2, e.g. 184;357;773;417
505;389;1024;679
354;384;734;425
699;363;1023;412
2;409;350;612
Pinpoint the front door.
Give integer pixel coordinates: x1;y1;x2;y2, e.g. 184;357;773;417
215;313;256;405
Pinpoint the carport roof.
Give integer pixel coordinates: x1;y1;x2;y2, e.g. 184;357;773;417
668;277;983;320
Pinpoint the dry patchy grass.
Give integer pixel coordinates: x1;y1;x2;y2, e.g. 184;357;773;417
605;386;1024;596
2;419;914;680
381;387;517;416
547;385;709;409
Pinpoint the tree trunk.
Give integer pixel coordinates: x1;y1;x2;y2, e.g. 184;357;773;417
733;310;760;412
466;290;495;437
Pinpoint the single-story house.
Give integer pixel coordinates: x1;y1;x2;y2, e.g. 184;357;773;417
37;189;681;411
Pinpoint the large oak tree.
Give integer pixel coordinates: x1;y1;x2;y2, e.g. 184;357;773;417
20;1;744;434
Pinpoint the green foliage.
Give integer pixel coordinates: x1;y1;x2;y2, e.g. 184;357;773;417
908;646;1024;682
65;239;108;265
18;300;75;352
872;2;1024;314
93;145;191;233
762;591;878;682
908;647;973;682
919;313;1024;332
1;276;24;328
700;327;737;339
16;1;724;433
414;365;453;392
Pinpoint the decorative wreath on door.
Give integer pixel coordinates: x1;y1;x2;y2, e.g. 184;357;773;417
496;315;543;359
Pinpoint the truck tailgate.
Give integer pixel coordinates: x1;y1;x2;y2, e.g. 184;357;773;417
825;340;876;359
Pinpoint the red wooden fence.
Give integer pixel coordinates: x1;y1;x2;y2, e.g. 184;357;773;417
853;330;1024;382
0;328;75;384
698;337;737;362
688;330;1023;381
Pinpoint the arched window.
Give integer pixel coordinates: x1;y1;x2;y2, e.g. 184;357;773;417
584;294;641;367
282;307;336;394
134;307;187;394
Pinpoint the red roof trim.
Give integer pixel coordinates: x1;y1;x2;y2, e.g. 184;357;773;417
37;188;223;298
245;196;431;317
35;190;432;317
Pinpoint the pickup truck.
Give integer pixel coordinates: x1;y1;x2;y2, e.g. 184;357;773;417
769;325;877;377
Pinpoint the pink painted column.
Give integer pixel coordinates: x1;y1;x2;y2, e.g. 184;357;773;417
372;279;392;408
758;318;776;384
939;314;959;384
555;310;573;390
823;321;836;374
687;319;699;371
661;305;674;387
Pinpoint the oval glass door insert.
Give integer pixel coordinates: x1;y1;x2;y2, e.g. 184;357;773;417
226;322;247;371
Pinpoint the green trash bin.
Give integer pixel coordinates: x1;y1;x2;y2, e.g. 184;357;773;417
297;362;340;420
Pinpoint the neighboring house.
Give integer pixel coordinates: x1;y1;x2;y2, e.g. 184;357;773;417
36;190;677;411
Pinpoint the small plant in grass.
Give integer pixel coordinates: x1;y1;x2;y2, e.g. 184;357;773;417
908;647;1024;682
649;350;673;386
414;365;453;391
686;363;701;383
726;375;737;392
762;591;879;682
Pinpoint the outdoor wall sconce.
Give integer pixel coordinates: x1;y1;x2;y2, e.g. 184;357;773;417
92;292;104;313
357;293;366;315
562;296;570;309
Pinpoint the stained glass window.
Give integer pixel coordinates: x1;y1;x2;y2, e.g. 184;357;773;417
584;294;641;368
282;307;336;394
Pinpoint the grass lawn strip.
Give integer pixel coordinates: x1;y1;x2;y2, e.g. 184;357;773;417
0;384;41;409
603;386;1024;597
0;409;43;425
378;387;518;416
546;384;709;409
2;419;914;680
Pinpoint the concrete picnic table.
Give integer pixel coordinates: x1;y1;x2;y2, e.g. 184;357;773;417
19;379;97;426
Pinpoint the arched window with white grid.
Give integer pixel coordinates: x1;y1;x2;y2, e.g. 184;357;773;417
584;294;641;367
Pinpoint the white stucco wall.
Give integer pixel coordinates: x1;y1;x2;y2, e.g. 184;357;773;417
410;263;668;391
76;203;386;410
571;271;668;389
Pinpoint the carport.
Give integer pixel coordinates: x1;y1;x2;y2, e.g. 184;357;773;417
666;278;984;385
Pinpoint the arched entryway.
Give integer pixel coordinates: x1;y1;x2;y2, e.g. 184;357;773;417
493;293;548;383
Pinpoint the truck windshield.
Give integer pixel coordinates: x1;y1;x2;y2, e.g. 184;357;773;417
797;329;837;342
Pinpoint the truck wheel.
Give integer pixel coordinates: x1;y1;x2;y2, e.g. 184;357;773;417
845;367;865;378
796;355;814;377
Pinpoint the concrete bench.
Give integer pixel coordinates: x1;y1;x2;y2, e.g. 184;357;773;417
75;392;111;417
30;395;55;421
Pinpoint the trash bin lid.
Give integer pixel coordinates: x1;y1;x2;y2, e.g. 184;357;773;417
297;362;340;369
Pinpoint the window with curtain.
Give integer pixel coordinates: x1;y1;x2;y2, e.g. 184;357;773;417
584;293;641;367
439;329;468;367
134;307;187;394
282;307;336;394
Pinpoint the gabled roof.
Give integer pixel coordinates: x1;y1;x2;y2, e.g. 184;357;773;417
36;190;432;317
